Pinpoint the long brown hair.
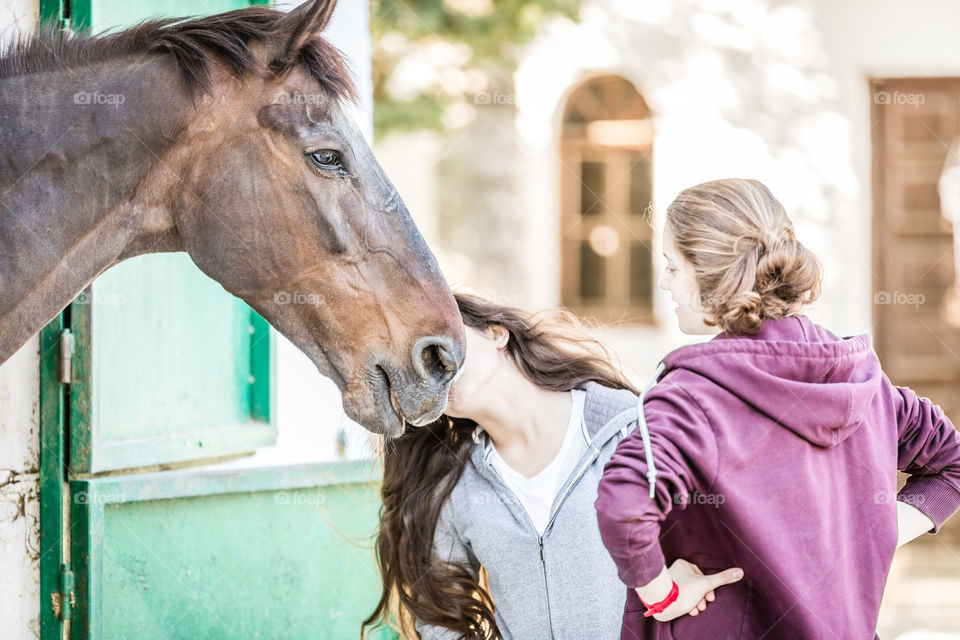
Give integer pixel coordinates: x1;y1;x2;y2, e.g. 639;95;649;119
363;292;639;639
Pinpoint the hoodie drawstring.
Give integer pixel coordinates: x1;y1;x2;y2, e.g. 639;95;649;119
637;362;666;499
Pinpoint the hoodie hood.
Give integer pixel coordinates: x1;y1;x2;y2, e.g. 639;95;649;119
660;315;883;448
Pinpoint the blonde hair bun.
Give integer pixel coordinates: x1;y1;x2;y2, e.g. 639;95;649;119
667;179;822;335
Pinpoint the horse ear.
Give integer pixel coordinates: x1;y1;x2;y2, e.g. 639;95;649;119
273;0;337;70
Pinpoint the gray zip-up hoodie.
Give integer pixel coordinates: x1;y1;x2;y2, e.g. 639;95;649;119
416;382;640;640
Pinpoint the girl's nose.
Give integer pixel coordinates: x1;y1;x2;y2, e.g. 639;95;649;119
658;271;670;292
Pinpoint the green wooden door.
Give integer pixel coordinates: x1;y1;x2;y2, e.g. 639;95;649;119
70;254;275;474
67;462;393;640
37;2;394;639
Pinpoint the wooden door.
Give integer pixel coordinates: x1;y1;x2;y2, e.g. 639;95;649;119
871;78;960;426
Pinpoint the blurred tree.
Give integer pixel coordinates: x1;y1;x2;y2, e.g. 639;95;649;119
370;0;580;135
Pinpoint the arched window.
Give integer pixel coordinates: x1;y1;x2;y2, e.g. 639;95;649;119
560;75;654;323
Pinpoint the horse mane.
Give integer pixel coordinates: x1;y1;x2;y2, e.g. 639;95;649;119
0;6;357;101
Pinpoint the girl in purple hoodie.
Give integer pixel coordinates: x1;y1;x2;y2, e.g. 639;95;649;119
595;178;960;639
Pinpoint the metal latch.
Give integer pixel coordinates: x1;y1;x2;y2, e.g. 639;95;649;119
59;329;74;384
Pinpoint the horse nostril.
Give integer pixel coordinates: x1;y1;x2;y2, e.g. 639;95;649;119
412;336;460;386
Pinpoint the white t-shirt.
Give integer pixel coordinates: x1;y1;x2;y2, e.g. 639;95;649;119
488;389;588;535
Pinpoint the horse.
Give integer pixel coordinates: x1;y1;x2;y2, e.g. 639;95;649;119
0;0;464;436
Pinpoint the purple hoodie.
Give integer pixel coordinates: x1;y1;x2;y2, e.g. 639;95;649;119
596;315;960;639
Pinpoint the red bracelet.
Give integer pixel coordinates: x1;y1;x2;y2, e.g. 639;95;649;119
640;581;679;618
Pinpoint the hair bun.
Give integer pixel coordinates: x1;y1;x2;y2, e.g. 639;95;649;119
756;226;795;258
716;289;765;334
666;179;823;335
753;238;822;320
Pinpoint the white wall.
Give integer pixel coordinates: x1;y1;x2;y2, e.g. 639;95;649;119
513;0;960;384
0;2;43;638
0;0;35;47
0;342;41;640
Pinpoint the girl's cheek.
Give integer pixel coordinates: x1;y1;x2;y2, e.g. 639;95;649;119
682;279;700;310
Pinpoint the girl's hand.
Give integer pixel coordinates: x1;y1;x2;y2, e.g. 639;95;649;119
636;559;743;622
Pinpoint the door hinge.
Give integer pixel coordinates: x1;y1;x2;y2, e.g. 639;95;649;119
58;329;74;385
51;563;75;621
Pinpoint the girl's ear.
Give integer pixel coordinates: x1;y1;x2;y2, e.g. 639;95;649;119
488;325;510;349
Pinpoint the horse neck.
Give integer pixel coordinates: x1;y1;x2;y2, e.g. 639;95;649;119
0;55;195;362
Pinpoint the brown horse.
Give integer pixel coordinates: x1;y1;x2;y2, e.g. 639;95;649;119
0;0;464;436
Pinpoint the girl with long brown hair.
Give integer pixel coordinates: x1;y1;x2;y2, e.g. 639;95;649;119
363;293;741;639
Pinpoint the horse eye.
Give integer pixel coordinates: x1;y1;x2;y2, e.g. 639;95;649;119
309;149;343;171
